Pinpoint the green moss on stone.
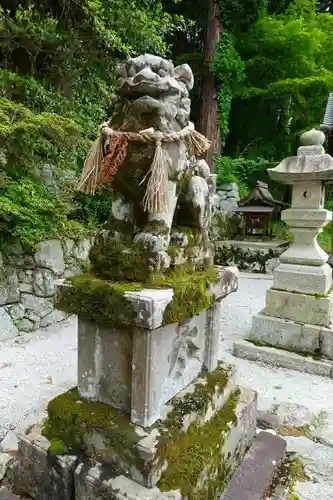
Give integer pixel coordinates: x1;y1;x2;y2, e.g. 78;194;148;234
42;388;142;464
148;266;220;324
89;235;151;282
160;363;231;432
56;273;143;325
145;220;169;236
48;438;69;455
58;265;220;327
157;389;240;498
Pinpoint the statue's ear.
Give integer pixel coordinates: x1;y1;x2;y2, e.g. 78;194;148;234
174;64;194;91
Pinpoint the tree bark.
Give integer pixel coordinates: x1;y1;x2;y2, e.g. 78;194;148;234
198;0;222;172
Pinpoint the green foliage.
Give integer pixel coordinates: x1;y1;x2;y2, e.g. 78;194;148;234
219;0;268;33
227;2;333;160
211;32;245;143
0;0;181;247
215;155;274;196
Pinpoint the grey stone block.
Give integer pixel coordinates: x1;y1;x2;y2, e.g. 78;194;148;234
249;313;320;355
233;340;333;378
220;431;286;500
256;410;281;430
10;424;77;500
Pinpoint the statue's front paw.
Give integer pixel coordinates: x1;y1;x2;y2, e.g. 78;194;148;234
134;232;168;252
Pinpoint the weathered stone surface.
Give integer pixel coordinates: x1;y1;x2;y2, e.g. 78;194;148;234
294;481;333;500
319;327;333;360
0;454;13;481
74;463;182;500
220;431;286;500
249;313;320;355
33;269;55;297
285;436;333;486
233;340;333;378
6;305;25;321
273;262;332;296
0;432;18;454
265;289;333;327
268;403;315;428
77;297;227;428
20;294;53;318
71;239;90;261
0;269;19;306
14;318;35;333
0;308;19;342
39;309;69;328
34;239;65;275
74;387;257;500
256;410;282;430
11;425;77;500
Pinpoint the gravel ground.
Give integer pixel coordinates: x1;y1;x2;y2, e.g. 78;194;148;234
0;316;77;441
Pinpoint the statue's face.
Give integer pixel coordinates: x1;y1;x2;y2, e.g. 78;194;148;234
115;54;194;98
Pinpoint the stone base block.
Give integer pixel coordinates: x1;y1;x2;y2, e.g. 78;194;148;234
233;340;333;378
273;262;332;296
74;387;257;500
42;363;238;489
265;288;333;327
8;423;78;500
249;313;322;355
9;384;257;500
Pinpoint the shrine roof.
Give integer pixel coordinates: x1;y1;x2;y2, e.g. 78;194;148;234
238;181;286;209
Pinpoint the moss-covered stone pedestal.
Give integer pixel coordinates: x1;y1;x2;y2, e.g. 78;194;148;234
9;364;257;500
8;265;258;499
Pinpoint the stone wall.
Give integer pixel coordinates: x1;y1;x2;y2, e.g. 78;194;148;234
215;240;290;274
0;238;92;341
215;183;240;213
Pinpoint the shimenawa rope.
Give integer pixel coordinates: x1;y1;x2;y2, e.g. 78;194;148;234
76;123;211;213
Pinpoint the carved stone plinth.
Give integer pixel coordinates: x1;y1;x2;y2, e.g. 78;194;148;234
56;266;238;427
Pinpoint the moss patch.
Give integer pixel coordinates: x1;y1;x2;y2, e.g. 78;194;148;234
147;266;220;324
157;389;240;498
42;362;236;496
268;452;308;499
89;233;152;282
56;273;143;325
58;265;220;327
279;425;312;439
42;387;142;465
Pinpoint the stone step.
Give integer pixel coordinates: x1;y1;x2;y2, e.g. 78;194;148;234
9;386;258;500
233;340;333;378
38;362;239;489
74;387;257;500
220;431;287;500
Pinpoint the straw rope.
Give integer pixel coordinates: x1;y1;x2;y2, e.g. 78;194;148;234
77;123;211;213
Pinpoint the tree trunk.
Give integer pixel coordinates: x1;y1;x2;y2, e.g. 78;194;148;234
198;0;222;172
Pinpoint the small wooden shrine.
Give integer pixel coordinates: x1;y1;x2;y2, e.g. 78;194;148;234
234;181;287;236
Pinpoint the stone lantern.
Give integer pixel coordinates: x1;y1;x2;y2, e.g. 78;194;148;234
234;129;333;372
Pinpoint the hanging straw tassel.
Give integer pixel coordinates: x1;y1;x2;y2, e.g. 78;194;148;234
185;129;211;156
77;135;104;194
141;133;169;213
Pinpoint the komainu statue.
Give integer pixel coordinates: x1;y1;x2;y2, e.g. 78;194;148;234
77;54;216;281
